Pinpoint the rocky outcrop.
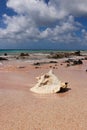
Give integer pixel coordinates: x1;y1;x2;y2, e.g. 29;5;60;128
66;59;83;66
0;57;8;61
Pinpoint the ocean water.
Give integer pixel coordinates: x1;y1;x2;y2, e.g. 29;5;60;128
0;49;34;55
0;49;76;55
0;49;87;55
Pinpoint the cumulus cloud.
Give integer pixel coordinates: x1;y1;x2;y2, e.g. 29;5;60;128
0;14;40;40
49;0;87;16
0;0;87;46
7;0;60;25
40;15;81;42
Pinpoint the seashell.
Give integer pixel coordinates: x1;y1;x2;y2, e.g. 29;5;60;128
30;70;68;94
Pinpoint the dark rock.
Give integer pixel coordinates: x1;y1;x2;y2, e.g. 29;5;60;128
73;59;83;65
25;53;29;56
74;51;81;56
20;53;29;56
66;59;83;66
0;57;8;61
34;62;40;66
85;57;87;60
65;59;74;63
18;66;25;69
73;60;78;65
78;59;83;64
16;57;19;59
67;63;70;67
49;61;57;63
48;52;75;59
35;66;40;69
4;53;7;56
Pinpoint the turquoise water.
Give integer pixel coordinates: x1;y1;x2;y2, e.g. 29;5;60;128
0;49;87;56
0;49;32;54
0;49;69;55
0;49;77;55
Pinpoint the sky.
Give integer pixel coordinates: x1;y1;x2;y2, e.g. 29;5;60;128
0;0;87;50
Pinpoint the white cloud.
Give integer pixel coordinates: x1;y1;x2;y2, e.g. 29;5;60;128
0;14;39;41
49;0;87;16
40;15;80;43
0;0;87;47
7;0;61;25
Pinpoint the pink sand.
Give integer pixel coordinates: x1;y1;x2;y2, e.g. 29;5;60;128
0;60;87;130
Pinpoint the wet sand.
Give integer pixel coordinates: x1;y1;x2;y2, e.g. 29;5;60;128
0;60;87;130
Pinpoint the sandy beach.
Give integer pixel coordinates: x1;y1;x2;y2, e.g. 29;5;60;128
0;52;87;130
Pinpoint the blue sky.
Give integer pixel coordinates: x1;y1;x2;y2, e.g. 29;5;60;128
0;0;87;50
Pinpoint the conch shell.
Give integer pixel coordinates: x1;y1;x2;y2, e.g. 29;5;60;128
30;70;68;94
